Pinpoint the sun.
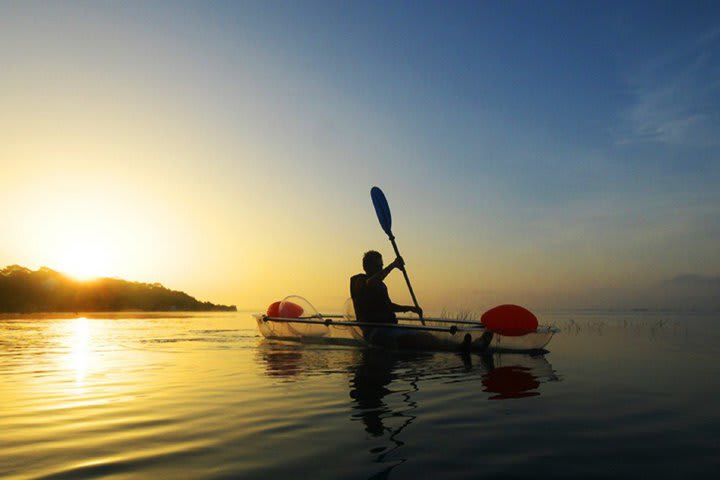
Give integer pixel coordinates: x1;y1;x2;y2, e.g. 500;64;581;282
55;235;114;281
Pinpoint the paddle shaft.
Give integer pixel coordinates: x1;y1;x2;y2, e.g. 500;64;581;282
370;186;423;325
389;236;424;324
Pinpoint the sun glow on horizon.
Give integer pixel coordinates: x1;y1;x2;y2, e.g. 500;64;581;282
55;234;116;281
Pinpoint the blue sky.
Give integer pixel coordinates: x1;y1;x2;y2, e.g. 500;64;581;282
1;1;719;310
195;0;720;210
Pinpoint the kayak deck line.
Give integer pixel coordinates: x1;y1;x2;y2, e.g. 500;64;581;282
261;315;559;334
266;314;492;327
261;315;484;335
255;313;559;353
395;316;487;326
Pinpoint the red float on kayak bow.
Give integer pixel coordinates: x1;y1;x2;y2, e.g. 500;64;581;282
481;304;538;336
266;301;281;317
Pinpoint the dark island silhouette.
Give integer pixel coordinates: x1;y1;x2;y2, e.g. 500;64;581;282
0;265;237;313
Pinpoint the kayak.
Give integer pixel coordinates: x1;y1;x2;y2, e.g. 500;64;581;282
255;296;559;353
255;314;558;352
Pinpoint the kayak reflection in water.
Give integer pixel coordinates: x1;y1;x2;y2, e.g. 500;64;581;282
350;349;400;436
349;349;424;478
478;353;559;400
350;250;425;347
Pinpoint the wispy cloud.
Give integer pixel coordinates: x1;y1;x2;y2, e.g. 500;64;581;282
618;27;720;147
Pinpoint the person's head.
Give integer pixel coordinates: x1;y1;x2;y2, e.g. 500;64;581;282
362;250;383;274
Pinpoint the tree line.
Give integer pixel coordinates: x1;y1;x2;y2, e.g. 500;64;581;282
0;265;237;313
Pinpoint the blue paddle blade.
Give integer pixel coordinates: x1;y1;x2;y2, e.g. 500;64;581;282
370;186;393;237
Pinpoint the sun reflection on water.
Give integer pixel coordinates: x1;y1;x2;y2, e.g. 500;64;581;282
68;317;91;386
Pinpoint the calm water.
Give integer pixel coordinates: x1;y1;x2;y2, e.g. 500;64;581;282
2;311;719;479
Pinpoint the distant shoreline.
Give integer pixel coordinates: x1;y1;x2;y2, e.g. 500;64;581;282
0;265;237;313
0;311;238;321
0;308;237;315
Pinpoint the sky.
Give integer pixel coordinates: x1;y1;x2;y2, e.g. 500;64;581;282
1;0;719;312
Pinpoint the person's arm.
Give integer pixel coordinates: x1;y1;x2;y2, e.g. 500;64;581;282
391;303;423;316
366;256;404;286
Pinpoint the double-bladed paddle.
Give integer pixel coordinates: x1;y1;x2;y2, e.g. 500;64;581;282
370;186;424;324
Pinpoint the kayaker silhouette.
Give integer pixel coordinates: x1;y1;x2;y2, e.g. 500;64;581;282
350;250;423;347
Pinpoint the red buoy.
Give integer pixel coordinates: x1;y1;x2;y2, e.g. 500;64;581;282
279;301;304;318
481;304;538;336
267;301;281;317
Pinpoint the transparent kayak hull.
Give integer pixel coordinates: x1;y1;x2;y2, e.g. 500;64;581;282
254;314;558;353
